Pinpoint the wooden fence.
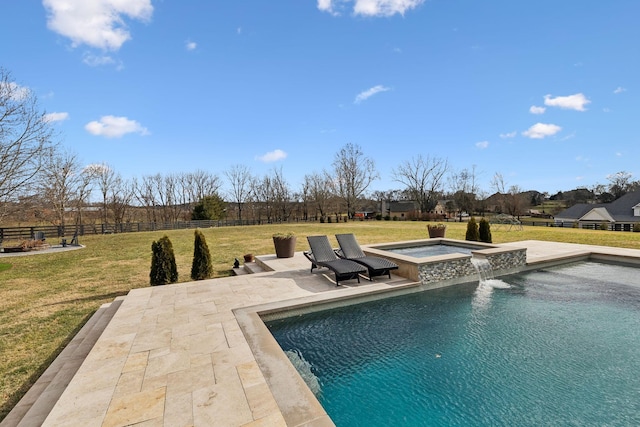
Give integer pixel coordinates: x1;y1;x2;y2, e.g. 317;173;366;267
0;219;277;244
1;217;635;245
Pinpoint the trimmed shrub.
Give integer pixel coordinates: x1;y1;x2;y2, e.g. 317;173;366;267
191;229;213;280
150;235;178;286
465;217;479;241
633;223;640;232
479;218;492;243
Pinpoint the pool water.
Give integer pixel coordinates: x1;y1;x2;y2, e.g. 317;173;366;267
266;262;640;426
386;244;473;257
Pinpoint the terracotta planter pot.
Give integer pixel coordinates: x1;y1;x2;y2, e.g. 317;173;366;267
427;226;446;238
243;254;254;263
273;236;297;258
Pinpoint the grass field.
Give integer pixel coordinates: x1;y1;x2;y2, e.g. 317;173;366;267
1;221;639;420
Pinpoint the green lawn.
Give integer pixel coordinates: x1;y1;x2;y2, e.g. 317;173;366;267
1;221;639;420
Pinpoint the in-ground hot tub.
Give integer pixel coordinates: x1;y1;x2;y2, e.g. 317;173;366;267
363;238;527;287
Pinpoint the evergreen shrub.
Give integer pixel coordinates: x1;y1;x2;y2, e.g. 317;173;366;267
479;218;492;243
191;229;213;280
465;217;479;241
150;235;178;286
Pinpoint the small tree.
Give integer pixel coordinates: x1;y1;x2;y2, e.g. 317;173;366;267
192;194;226;220
191;229;213;280
150;235;178;285
465;217;479;241
479;218;492;243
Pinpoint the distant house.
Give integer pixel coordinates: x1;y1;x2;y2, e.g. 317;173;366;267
434;200;448;216
554;191;640;231
384;201;419;220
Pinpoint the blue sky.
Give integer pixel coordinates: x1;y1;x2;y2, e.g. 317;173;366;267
2;0;638;196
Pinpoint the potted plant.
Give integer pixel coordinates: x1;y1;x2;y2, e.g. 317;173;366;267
272;232;297;258
427;223;447;238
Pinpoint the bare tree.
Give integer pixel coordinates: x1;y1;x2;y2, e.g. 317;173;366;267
0;68;57;222
108;175;135;229
37;150;82;230
271;166;292;222
94;163;117;224
607;171;634;200
298;177;311;221
224;164;253;223
74;164;101;226
491;173;525;216
252;174;274;223
305;171;333;221
184;170;222;209
132;175;160;222
392;155;449;215
449;165;480;220
329;143;379;218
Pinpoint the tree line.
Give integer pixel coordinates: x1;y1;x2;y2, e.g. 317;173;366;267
2;67;639;229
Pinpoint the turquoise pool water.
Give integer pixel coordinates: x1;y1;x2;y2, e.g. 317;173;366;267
266;262;640;426
387;244;473;257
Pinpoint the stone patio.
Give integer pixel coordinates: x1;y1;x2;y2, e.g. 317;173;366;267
3;240;640;427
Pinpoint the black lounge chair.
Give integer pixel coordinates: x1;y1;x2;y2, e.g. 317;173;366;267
304;235;367;286
335;233;399;280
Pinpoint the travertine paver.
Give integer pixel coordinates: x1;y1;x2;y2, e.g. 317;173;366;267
33;243;640;426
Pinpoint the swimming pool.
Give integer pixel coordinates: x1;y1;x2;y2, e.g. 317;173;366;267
266;261;640;426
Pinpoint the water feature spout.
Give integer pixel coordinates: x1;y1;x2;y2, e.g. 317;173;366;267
471;257;511;289
471;257;494;282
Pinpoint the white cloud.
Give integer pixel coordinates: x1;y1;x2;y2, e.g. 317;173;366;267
354;0;425;16
85;115;149;138
43;0;153;51
476;141;489;149
44;112;69;123
529;105;546;115
499;131;517;139
522;123;562;139
82;53;118;67
318;0;424;17
186;41;197;51
614;86;626;94
543;93;590;111
317;0;338;15
354;85;390;104
257;149;287;163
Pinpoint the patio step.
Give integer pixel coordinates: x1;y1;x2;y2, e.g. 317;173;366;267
232;261;266;276
1;297;124;427
243;261;265;274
